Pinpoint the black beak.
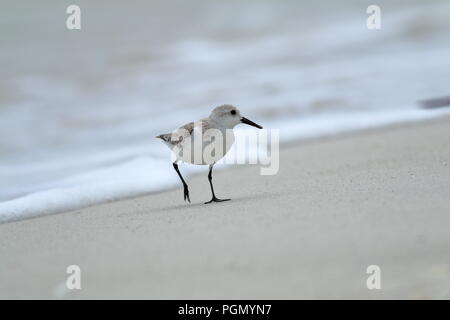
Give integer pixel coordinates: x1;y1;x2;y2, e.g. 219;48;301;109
241;117;263;129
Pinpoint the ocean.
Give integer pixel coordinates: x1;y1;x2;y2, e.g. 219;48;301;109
1;0;450;222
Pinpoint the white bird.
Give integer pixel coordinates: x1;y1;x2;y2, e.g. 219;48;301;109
156;104;263;204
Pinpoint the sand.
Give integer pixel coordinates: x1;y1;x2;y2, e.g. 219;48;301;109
1;117;450;299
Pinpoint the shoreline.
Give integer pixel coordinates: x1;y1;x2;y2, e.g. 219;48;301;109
1;116;450;298
2;113;449;225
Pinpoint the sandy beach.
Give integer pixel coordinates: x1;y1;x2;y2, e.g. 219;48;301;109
1;117;450;299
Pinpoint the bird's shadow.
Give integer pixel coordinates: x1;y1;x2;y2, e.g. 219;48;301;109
148;191;281;214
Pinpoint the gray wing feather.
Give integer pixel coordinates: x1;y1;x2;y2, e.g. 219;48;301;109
156;119;212;146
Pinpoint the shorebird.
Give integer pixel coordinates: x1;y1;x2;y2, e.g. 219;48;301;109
156;104;263;204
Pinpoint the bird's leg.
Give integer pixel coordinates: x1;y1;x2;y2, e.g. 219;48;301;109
205;164;231;204
173;162;190;203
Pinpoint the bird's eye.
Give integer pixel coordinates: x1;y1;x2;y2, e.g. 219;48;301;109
230;110;236;115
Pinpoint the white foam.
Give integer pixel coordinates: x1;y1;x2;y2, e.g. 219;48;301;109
0;155;202;223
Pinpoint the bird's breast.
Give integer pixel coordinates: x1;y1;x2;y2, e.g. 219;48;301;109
175;128;235;165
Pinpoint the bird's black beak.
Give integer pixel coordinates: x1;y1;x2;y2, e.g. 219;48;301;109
241;117;263;129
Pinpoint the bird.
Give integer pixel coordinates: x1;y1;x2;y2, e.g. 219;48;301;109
156;104;263;204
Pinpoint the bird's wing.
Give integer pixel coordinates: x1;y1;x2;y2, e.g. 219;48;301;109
157;119;212;146
156;121;195;146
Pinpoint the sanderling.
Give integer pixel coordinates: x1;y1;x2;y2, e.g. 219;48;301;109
157;104;263;204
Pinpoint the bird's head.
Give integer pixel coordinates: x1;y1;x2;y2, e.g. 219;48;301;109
210;104;263;129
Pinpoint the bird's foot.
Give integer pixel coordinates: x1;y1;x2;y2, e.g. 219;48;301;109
204;196;231;204
183;186;191;203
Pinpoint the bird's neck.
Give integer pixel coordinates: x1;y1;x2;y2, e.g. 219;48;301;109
209;118;233;130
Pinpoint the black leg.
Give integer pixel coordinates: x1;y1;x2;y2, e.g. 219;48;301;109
205;164;231;204
173;162;190;203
